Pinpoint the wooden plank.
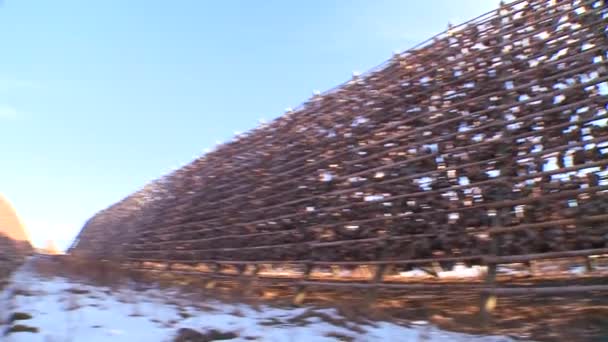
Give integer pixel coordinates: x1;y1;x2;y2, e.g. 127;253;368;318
487;249;608;264
487;285;608;295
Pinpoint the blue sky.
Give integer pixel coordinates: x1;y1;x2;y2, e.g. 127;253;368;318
0;0;501;250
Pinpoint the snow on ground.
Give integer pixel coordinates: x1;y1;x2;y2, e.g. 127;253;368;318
1;260;512;342
398;264;486;278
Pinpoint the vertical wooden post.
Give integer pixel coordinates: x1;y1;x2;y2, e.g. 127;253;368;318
293;262;313;306
373;264;387;283
366;237;390;307
245;264;261;296
234;263;249;298
243;264;262;303
481;3;509;320
481;202;508;324
294;239;316;306
584;257;594;273
236;263;247;281
481;233;498;325
365;263;387;307
205;262;219;289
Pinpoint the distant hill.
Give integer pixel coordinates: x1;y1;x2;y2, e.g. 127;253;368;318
38;239;62;255
0;194;30;243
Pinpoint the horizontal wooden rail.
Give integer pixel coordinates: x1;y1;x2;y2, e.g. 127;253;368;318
486;285;608;295
127;248;608;268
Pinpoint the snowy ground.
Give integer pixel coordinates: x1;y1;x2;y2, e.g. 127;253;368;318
1;260;513;342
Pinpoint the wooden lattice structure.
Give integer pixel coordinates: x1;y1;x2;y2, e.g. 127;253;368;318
69;0;608;304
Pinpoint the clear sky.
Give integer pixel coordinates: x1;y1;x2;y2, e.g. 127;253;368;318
0;0;501;250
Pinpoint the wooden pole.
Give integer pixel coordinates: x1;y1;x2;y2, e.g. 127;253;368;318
245;264;261;297
293;263;313;305
481;5;508;323
480;237;498;325
365;237;390;306
364;264;387;306
205;263;219;289
584;257;594;273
